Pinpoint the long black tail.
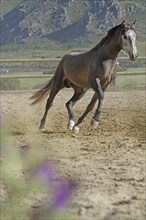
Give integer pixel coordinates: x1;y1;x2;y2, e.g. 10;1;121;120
30;78;53;105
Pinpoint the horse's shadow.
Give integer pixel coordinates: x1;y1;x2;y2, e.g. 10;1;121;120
11;129;65;136
39;129;66;134
11;131;25;136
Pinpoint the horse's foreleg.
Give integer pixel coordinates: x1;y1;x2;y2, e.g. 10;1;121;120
73;78;104;133
73;93;98;133
91;78;104;128
66;88;86;131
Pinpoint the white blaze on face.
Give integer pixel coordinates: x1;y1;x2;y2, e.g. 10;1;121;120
122;29;138;61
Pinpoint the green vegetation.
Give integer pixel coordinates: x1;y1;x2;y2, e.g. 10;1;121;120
0;0;22;16
66;0;89;23
119;0;145;7
0;47;87;59
0;78;21;90
0;1;145;91
0;70;50;90
0;41;145;59
0;0;145;55
1;70;145;90
20;78;47;90
136;42;146;57
116;75;145;88
124;67;145;72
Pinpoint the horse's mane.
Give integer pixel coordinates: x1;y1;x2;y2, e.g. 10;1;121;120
92;24;122;51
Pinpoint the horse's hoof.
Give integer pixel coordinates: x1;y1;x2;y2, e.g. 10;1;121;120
68;120;75;131
39;127;45;132
91;118;99;129
73;126;80;134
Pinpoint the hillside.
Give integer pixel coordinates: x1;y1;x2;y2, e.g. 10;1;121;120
0;0;145;51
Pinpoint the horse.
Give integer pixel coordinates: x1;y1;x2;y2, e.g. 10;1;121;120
30;21;138;133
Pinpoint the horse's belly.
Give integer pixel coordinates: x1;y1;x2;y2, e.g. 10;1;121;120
64;66;90;88
68;74;90;88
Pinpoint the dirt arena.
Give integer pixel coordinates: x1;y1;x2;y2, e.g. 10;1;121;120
1;89;146;220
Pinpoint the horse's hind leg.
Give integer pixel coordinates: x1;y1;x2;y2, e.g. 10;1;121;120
66;86;86;131
39;82;64;131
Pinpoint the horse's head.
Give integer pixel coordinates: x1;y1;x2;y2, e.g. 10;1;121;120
120;21;138;61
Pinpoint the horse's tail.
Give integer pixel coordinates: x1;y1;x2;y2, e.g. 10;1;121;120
30;77;53;105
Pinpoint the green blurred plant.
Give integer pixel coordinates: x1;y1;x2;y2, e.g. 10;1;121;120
0;112;78;220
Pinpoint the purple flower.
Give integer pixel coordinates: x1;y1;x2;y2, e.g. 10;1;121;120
50;179;77;209
35;160;57;183
34;160;78;211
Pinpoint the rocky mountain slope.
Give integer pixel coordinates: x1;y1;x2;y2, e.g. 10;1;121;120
0;0;145;48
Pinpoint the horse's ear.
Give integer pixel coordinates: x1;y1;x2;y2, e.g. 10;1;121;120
131;20;137;27
120;20;125;34
121;20;125;26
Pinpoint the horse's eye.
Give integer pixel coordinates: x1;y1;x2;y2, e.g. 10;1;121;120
124;35;127;39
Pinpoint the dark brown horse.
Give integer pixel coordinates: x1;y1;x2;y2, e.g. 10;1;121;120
30;21;138;133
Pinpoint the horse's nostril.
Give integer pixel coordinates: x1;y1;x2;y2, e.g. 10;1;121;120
131;54;134;60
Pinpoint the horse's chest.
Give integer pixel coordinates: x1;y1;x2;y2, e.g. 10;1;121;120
103;60;116;75
98;60;117;86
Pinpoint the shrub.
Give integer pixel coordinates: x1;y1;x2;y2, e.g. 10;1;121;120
0;78;20;90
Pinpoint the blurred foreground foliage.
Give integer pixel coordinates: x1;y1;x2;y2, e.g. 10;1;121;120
0;113;78;220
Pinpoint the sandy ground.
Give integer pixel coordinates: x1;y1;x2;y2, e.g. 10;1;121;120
1;89;146;220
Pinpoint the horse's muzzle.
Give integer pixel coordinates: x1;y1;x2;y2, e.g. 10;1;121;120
130;53;139;61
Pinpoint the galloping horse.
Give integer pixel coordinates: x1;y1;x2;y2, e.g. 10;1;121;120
30;21;138;133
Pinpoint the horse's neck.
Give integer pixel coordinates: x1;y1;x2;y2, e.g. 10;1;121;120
101;45;120;61
93;41;121;61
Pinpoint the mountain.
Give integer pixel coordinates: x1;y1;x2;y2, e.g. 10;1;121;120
0;0;145;49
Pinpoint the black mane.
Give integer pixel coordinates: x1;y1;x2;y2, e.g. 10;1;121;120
92;24;122;51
